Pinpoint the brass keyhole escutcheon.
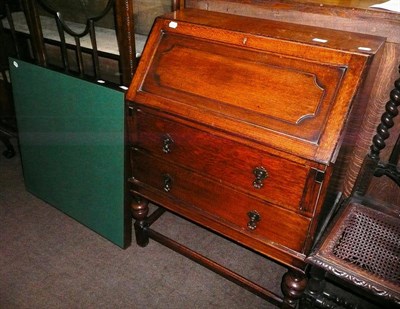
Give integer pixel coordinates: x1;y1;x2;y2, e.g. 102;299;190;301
247;210;261;230
253;166;268;189
162;134;174;154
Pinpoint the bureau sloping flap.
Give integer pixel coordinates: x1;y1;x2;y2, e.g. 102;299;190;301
10;59;127;248
127;9;385;165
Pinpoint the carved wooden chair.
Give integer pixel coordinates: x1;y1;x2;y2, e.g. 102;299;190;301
1;0;139;157
0;0;20;158
305;66;400;307
20;0;137;87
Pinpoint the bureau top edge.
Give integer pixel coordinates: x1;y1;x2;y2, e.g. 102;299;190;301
162;8;386;54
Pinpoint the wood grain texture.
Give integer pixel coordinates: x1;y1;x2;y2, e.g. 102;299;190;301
126;8;384;274
131;150;311;253
128;9;382;164
186;0;399;43
185;0;400;209
131;107;314;215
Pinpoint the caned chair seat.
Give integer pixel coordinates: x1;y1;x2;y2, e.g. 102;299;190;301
308;202;400;304
306;66;400;307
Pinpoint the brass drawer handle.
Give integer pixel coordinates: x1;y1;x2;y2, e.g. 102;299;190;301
247;210;261;230
163;174;172;192
253;166;268;189
162;134;174;153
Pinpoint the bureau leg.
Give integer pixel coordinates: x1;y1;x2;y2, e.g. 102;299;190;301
281;269;308;309
130;195;150;247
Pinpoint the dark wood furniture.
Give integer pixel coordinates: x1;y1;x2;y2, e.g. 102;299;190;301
306;66;400;308
185;0;400;220
19;0;137;87
0;0;138;157
0;0;21;158
2;0;184;86
126;8;385;307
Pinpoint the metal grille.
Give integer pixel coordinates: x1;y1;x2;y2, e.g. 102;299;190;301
332;211;400;285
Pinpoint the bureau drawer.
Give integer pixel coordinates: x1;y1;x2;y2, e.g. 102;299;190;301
131;109;313;214
131;150;311;253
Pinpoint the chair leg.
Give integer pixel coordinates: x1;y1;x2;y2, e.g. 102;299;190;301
302;267;330;308
302;266;359;309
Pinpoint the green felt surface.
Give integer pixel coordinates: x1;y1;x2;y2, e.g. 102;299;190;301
10;59;127;247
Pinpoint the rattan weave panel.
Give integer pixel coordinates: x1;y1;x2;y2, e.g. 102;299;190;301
332;210;400;285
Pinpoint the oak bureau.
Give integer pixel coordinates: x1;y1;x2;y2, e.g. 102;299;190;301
126;8;384;307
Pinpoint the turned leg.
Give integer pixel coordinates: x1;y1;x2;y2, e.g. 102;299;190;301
301;266;327;309
307;267;326;301
130;195;150;247
281;269;308;308
305;267;356;309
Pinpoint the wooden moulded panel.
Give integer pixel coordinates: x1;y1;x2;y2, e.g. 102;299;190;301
127;9;385;164
143;33;345;144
